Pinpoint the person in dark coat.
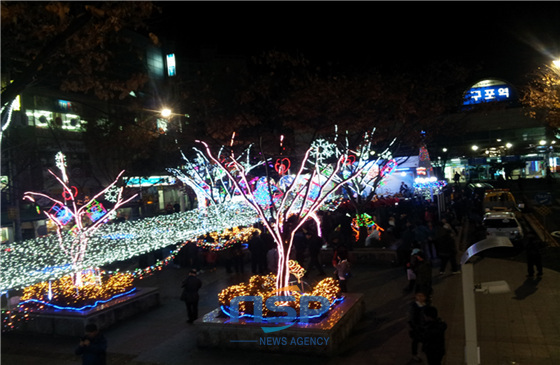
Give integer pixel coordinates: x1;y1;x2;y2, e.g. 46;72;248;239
410;249;433;299
525;235;544;277
293;229;307;268
421;306;448;365
248;231;266;274
408;291;428;363
75;323;107;365
304;230;326;276
232;241;245;274
181;269;203;323
436;227;460;274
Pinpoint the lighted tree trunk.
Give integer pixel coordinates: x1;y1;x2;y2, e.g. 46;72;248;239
198;141;364;293
23;152;137;287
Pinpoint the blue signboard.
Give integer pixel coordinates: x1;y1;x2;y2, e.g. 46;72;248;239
463;84;512;105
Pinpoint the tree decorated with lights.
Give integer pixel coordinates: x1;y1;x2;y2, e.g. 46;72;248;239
167;143;265;208
521;60;560;138
198;135;367;294
328;128;408;244
22;152;138;287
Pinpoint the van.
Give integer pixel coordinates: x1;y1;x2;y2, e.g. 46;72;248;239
482;211;524;242
482;189;520;213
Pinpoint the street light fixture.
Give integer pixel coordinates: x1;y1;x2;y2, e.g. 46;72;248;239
161;108;172;119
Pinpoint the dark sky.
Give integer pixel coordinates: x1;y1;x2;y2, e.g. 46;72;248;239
153;1;560;85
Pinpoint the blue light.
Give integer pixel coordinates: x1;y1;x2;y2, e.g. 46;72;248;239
19;288;137;312
166;54;176;77
219;297;344;323
464;85;511;105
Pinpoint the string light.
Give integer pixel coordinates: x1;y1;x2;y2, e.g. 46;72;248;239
1;202;259;292
218;274;342;322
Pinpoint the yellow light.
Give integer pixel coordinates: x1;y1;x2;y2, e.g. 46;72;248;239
161;108;172;118
218;274;341;317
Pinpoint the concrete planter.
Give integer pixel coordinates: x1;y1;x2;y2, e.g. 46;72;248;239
13;287;160;337
196;293;364;355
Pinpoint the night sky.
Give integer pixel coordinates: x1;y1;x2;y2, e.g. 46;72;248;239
152;2;560;85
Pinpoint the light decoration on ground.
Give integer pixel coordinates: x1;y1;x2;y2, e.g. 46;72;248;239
288;259;306;283
197;133;367;295
1;202;259;292
218;274;341;320
19;271;134;311
1;308;30;333
22;152;138;287
351;213;384;242
196;226;261;251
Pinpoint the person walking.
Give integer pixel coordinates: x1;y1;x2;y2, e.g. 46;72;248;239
180;269;202;324
248;230;266;274
453;171;461;185
436;227;460;274
408;291;428;363
421;306;448;365
525;235;544;277
232;241;245;274
304;230;326;276
334;250;351;293
293;229;308;268
410;249;433;299
75;323;107;365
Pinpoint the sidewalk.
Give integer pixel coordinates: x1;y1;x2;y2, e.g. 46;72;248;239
2;251;559;365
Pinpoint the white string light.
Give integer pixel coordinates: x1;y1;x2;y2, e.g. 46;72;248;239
0;202;259;291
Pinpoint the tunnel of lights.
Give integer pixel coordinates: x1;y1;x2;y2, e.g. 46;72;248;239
1;202;260;292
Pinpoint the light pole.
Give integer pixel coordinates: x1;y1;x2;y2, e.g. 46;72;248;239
460;236;513;365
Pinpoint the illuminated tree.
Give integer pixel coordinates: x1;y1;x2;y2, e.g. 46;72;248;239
167;143;265;208
198;136;366;294
331;130;409;244
521;62;560;131
22;152;137;287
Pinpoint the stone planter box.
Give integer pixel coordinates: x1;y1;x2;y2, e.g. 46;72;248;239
196;293;364;355
13;287;160;337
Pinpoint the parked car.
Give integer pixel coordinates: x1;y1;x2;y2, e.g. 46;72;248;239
466;182;493;198
482;188;521;213
482;211;524;242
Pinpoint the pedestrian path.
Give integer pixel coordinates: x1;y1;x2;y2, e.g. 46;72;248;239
2;254;559;365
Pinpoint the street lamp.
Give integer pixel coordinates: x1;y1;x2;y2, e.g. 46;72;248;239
161;108;172;119
461;236;513;365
